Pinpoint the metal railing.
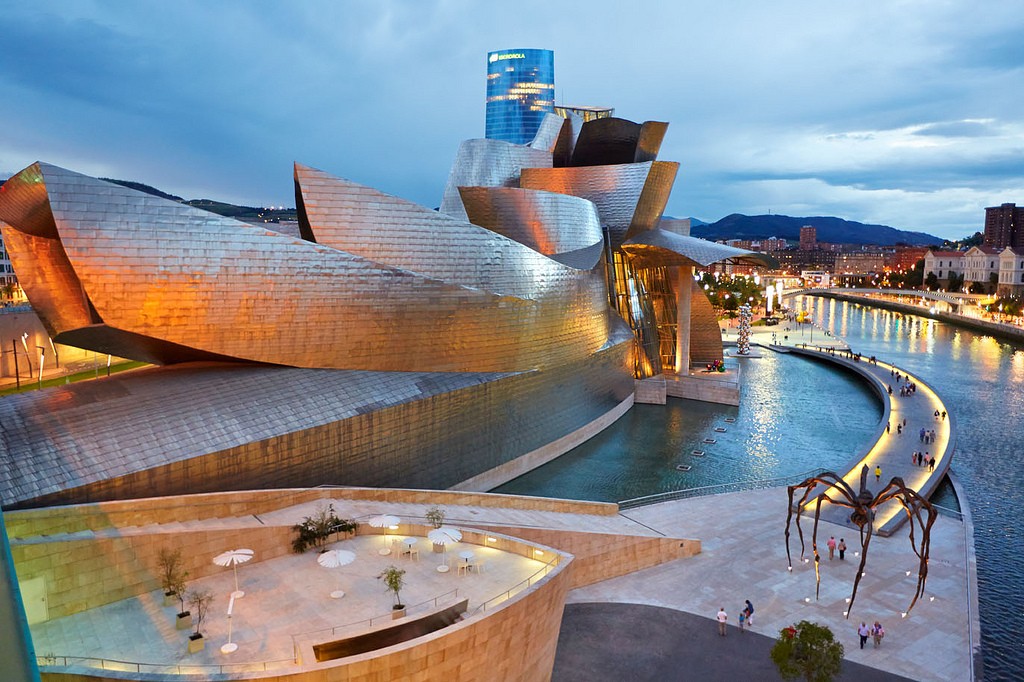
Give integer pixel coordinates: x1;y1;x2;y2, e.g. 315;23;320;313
36;653;294;675
931;502;964;522
291;587;461;644
472;558;559;614
617;468;830;510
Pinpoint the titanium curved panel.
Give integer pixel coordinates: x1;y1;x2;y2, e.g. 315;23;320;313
458;186;603;268
689;281;724;366
529;113;575;167
622;228;776;269
0;167;96;336
294;164;586;299
0;335;633;508
439;139;552;221
569;118;668;167
2;163;610;372
520;161;678;249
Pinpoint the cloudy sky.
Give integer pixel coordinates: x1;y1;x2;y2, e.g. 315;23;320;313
2;1;1022;239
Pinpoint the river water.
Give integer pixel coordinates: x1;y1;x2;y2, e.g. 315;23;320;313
497;296;1021;680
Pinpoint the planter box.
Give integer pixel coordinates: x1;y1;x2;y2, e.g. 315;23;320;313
392;607;406;620
176;612;192;630
163;592;177;608
432;543;445;553
188;635;205;654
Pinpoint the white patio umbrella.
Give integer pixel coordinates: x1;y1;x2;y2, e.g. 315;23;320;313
317;549;357;599
368;515;401;555
213;548;254;599
428;527;462;572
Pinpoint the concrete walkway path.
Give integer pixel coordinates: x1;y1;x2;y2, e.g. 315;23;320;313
553;602;914;682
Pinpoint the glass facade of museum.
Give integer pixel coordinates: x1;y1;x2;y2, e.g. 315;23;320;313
485;48;554;144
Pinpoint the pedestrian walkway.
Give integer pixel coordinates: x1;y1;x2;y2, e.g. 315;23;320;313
782;348;953;536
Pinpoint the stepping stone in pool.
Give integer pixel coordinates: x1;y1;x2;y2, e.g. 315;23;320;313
714;427;727;432
724;418;737;423
703;438;717;444
676;464;692;471
691;450;705;457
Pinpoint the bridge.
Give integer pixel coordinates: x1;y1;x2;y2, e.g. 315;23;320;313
781;287;992;314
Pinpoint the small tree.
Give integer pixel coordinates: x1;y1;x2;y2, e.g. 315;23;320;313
187;588;214;639
770;620;844;682
157;548;185;599
378;565;406;609
292;503;356;553
424;505;446;529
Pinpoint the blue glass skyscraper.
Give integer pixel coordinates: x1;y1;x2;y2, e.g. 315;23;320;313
485;49;554;144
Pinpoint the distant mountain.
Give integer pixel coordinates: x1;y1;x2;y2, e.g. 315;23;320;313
102;178;183;202
693;214;943;246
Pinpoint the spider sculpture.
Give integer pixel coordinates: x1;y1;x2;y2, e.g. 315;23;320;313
784;464;936;617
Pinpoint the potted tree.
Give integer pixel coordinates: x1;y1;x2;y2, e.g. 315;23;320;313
170;564;191;630
378;566;406;619
770;620;843;682
186;588;214;654
292;503;358;553
425;505;446;552
157;548;185;608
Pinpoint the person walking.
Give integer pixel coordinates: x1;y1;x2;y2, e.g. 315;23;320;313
738;609;746;633
858;622;870;649
929;455;936;472
744;599;755;626
717;607;728;636
886;421;891;434
827;536;836;560
875;465;881;482
838;538;847;560
872;621;885;648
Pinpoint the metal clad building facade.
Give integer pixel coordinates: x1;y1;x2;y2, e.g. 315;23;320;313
485;49;554;144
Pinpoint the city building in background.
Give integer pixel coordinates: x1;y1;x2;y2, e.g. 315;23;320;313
888;246;929;272
997;246;1024;297
834;251;887;275
799;225;817;250
485;48;555;144
923;249;965;289
983;203;1024;249
963;245;1002;292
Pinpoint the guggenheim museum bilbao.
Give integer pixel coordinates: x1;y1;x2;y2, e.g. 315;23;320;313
0;114;768;510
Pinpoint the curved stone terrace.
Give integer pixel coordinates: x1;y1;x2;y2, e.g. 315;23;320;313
23;501;569;677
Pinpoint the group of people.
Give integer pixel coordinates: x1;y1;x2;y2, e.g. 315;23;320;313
857;621;886;649
912;451;936;471
716;599;755;636
919;427;937;444
826;535;847;560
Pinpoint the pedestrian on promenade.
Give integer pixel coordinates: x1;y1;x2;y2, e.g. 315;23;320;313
897;424;902;435
919;428;925;442
942;410;946;420
929;455;936;472
875;465;881;482
738;609;745;632
886;421;891;434
934;409;940;419
717;607;728;636
930;429;936;442
872;621;885;648
888;385;893;395
827;536;836;560
902;418;907;427
744;600;754;626
858;622;870;649
838;538;846;560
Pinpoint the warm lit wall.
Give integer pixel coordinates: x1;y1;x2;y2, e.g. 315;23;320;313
467;526;699;588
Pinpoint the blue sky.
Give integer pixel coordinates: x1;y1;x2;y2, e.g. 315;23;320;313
2;1;1022;239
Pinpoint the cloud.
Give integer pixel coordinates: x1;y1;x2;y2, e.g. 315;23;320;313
1;1;1023;239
